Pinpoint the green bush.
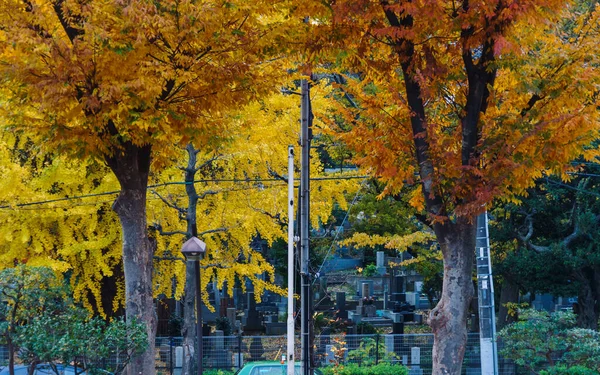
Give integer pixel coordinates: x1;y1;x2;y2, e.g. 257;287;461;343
345;337;399;366
540;365;598;375
362;264;378;277
321;363;408;375
498;309;600;373
203;369;236;375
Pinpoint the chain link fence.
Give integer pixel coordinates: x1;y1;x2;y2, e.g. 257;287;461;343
154;333;523;375
0;334;522;374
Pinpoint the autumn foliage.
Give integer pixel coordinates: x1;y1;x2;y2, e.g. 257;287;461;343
1;0;599;374
306;0;600;373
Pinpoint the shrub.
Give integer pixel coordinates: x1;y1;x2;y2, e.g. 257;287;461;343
203;369;236;375
347;337;398;366
321;363;408;375
498;309;600;374
540;365;598;375
363;264;378;277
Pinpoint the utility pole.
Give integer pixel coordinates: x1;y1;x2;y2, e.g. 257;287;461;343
476;212;499;375
300;79;313;375
286;145;295;375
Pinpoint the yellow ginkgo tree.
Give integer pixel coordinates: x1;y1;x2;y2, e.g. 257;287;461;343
0;1;310;372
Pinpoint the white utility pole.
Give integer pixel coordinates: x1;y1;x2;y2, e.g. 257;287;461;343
476;212;499;375
287;146;295;375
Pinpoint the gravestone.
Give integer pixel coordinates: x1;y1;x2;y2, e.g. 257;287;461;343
227;307;237;325
359;280;374;297
244;292;264;332
391;275;406;307
361;282;370;298
335;292;347;319
409;347;423;375
376;251;387;275
211;330;230;367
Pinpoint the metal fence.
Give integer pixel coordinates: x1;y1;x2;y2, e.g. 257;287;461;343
154;333;524;375
0;334;523;374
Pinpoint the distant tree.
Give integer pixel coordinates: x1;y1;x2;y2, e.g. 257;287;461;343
0;266;66;375
15;308;147;375
0;133;123;318
492;161;600;329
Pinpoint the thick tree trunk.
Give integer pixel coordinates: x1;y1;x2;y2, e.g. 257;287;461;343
106;143;156;375
497;277;520;330
429;220;475;375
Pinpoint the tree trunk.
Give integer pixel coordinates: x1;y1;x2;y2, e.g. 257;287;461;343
497;277;520;330
429;220;475;375
575;268;598;329
8;336;15;375
182;143;200;375
181;265;197;375
105;143;156;375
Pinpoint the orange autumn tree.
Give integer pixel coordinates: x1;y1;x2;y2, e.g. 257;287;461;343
0;1;301;373
309;1;600;373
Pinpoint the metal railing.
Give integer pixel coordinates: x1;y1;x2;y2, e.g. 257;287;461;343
153;333;524;375
0;334;523;374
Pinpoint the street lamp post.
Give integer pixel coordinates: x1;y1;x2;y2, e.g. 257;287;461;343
181;237;207;375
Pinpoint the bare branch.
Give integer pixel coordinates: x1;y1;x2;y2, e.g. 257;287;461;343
516;210;551;252
151;190;186;215
198;189;223;200
516;208;583;253
267;163;288;183
194;155;221;173
198;227;229;236
250;206;286;227
150;223;189;237
51;0;84;43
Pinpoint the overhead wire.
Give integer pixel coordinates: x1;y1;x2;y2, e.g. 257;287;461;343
0;175;368;210
312;177;368;283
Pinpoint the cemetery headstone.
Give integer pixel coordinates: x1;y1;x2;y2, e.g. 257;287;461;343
335;292;348;319
244;292;264;332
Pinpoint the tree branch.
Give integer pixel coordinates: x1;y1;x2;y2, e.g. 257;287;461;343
267;163;288;183
198;227;229;236
149;223;189;237
380;1;443;219
193;155;221;173
51;0;83;43
151;190;186;215
250;206;286;227
516;208;583;253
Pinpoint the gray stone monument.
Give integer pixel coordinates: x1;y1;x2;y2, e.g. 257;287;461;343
376;251;387;275
336;292;347;319
244;292;263;332
361;282;370;299
409;347;423;375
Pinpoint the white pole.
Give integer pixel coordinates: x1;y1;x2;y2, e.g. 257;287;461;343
287;145;295;375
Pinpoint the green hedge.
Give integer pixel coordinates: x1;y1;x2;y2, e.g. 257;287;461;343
540;365;598;375
320;363;408;375
202;370;237;375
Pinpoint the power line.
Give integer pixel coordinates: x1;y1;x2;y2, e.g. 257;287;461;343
313;178;367;281
0;175;368;210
